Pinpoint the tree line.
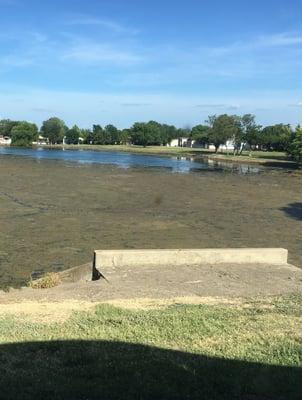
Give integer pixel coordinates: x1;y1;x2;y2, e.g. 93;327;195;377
0;114;301;163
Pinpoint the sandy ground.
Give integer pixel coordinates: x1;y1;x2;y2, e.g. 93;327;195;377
0;262;301;322
0;156;302;289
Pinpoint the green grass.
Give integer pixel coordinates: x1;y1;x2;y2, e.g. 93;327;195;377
41;143;212;156
0;295;301;399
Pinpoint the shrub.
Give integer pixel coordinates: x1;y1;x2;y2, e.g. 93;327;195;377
28;272;62;289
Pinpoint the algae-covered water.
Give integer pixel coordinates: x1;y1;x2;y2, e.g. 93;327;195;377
0;152;301;288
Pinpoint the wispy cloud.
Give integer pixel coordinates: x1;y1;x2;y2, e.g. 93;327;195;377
1;87;301;128
196;104;241;111
258;33;302;47
0;54;34;67
1;26;302;99
288;102;302;107
31;107;55;113
65;15;139;35
196;104;226;108
62;40;142;65
121;103;151;107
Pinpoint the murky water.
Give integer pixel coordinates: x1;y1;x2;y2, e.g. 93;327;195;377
1;152;298;289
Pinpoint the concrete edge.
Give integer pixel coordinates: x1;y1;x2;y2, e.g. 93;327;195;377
94;248;289;274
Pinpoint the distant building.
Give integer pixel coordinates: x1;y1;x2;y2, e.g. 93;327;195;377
32;135;48;145
167;137;196;148
167;137;236;151
208;140;235;151
0;135;11;146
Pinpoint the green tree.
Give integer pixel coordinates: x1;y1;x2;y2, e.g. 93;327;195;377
240;114;262;154
0;119;19;137
288;125;302;163
130;121;161;147
130;123;152;147
206;114;239;153
191;125;211;146
261;124;292;151
79;129;91;144
104;124;120;144
65;125;80;144
11;121;38;147
160;124;178;145
120;129;130;145
92;125;107;144
41;117;67;144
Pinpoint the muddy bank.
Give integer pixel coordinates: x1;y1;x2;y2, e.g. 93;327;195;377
0;156;302;288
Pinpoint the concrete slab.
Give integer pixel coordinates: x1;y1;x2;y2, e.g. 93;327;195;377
94;248;289;276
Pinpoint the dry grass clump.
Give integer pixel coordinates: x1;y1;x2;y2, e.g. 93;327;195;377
28;272;62;289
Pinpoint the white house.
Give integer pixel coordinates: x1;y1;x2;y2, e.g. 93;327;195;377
0;135;11;146
167;137;196;148
168;137;236;151
32;135;48;145
208;140;235;151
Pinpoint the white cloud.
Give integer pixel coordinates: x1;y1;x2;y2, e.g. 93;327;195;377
0;54;34;67
121;103;151;107
196;104;226;108
62;41;142;65
288;102;302;107
65;15;139;35
258;33;302;47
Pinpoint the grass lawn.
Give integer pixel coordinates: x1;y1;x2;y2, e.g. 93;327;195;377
0;295;301;399
42;143;212;156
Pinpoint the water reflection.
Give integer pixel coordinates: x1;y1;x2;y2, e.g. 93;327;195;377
0;147;260;174
206;158;260;174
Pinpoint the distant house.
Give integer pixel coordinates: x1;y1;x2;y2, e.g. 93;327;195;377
208;140;235;152
32;135;48;145
168;137;236;151
62;136;85;145
167;137;196;148
0;135;12;146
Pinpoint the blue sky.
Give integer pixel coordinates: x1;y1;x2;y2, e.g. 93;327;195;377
0;0;302;128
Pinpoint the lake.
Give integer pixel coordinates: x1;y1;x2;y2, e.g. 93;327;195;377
0;146;260;174
2;149;298;289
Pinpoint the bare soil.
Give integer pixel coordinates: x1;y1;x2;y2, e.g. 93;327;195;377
0;155;302;289
1;262;301;306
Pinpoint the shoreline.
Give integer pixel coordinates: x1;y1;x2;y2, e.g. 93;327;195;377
37;144;299;169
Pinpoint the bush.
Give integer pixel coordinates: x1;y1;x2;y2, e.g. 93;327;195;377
28;272;62;289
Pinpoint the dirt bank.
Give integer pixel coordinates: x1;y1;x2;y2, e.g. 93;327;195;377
1;262;301;306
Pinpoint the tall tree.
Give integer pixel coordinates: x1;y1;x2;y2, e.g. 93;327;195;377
191;125;211;146
206;114;239;153
288;125;302;163
261;124;292;151
92;125;106;144
120;129;130;145
65;125;81;144
130;121;161;147
160;124;178;145
104;124;120;144
239;114;262;154
0;119;19;137
41;117;67;144
79;129;91;144
11;122;38;147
